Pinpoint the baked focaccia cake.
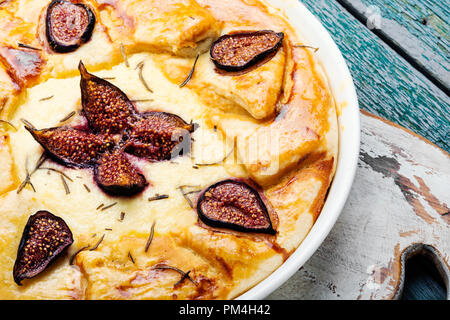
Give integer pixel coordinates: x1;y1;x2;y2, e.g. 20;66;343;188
0;0;338;299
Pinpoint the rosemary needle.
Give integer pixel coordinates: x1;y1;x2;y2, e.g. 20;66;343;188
89;234;105;251
144;221;156;252
179;54;199;88
69;245;90;265
120;43;129;67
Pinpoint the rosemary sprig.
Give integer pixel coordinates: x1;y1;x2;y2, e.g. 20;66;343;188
120;43;129;68
16;178;29;194
119;212;126;221
136;61;153;93
174;270;193;287
177;185;202;208
144;221;156;253
17;42;41;51
17;153;46;194
128;252;135;264
153;264;197;286
135;61;144;69
39;95;54;101
101;202;117;211
17;173;34;194
61;175;70;194
195;145;234;167
69;245;90;265
83;184;91;192
59;111;76;123
0;119;17;131
294;45;319;52
89;234;105;251
34;153;48;171
38;167;73;181
148;194;169;202
20;118;36;130
96;203;105;210
28;180;36;192
179;54;200;88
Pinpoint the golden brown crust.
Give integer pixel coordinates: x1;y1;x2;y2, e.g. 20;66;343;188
0;0;338;299
0;1;120;88
97;0;220;57
237;47;336;186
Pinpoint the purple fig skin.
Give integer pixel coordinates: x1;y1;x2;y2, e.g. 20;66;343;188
124;112;196;161
13;211;73;285
46;0;96;53
94;149;148;196
79;61;139;134
210;30;284;72
25;126;116;168
196;179;276;235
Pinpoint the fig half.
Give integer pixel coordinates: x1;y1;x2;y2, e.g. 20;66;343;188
13;211;73;285
79;61;139;134
197;180;275;234
46;0;96;53
25;126;115;167
124;112;196;161
94;149;148;196
210;30;284;72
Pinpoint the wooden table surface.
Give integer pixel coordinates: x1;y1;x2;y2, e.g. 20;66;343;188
303;0;449;152
271;0;449;300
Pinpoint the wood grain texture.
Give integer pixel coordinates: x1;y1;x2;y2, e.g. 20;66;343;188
301;0;450;152
401;253;447;300
337;0;450;94
268;111;449;300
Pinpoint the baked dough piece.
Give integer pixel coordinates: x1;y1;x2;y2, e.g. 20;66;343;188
0;8;44;97
157;0;336;185
0;9;38;48
237;48;338;186
265;154;335;251
156;50;286;119
97;0;220;57
73;229;281;299
192;0;300;119
2;0;121;81
0;2;119;119
156;0;292;119
196;47;285;120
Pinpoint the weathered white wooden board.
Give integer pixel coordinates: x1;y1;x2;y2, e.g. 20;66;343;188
268;111;449;300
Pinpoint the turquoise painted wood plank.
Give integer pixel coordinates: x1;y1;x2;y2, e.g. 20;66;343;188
301;0;450;152
337;0;450;94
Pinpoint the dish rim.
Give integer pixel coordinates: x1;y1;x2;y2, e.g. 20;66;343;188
237;0;361;300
